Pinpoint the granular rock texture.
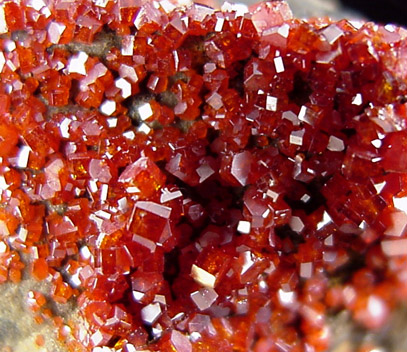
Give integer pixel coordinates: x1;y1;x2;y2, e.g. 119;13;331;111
1;0;407;351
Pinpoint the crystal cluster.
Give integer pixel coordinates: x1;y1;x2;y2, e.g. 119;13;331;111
1;0;407;351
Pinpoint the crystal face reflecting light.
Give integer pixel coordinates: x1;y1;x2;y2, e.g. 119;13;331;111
1;0;407;351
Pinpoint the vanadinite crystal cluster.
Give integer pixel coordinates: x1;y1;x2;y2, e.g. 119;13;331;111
1;0;407;351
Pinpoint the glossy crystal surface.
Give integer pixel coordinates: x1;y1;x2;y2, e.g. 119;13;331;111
1;1;407;351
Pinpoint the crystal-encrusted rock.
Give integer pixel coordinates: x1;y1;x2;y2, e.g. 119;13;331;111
1;0;407;351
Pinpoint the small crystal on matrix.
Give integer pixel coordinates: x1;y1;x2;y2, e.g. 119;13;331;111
1;0;407;351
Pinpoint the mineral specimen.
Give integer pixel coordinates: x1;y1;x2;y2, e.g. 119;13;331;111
0;0;407;351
